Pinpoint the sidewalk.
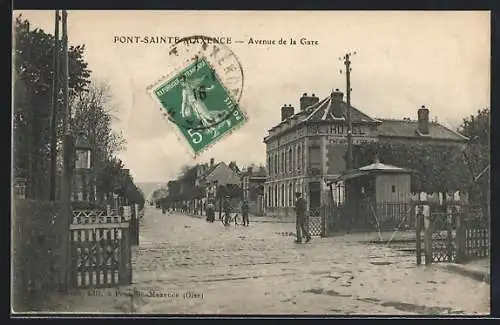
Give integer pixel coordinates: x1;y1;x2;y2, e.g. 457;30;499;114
438;259;490;284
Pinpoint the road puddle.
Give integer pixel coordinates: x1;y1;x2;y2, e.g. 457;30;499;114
303;287;466;315
380;301;458;314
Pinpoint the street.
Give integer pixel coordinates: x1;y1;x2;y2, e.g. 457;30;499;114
43;206;489;315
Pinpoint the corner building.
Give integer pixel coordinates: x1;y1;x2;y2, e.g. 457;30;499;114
263;90;467;217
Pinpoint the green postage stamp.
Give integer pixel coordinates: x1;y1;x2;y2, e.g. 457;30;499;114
149;56;247;156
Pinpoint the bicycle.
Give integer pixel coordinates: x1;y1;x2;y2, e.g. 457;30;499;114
222;212;239;226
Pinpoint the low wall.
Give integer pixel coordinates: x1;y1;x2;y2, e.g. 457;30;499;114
12;199;65;312
263;207;295;219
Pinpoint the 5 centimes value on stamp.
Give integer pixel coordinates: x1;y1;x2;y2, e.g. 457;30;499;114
147;35;248;157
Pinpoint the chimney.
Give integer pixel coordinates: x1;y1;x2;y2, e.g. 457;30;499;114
210;158;214;167
311;93;319;106
300;93;309;111
281;104;294;121
331;88;344;103
330;89;344;118
300;93;320;111
417;105;430;135
247;166;253;175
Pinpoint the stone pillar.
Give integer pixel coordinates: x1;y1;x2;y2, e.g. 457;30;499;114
284;181;288;207
304;137;309;174
321;136;327;175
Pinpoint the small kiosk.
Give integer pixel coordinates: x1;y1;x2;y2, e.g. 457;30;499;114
330;157;415;230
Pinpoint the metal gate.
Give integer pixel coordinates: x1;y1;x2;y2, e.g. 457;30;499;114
307;206;326;237
70;210;132;288
416;204;489;265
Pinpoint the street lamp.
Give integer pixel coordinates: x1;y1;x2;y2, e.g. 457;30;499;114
112;183;122;215
74;132;91;169
74;132;92;201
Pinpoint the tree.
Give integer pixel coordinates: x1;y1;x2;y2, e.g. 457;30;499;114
13;15;91;199
94;157;124;201
458;108;490;206
72;81;125;160
71;81;126;201
351;142;472;194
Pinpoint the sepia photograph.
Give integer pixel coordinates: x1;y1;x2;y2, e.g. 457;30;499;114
11;10;490;315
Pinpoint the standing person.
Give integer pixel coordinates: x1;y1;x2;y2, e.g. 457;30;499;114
294;192;311;244
206;199;215;222
161;199;166;214
241;199;250;226
223;196;232;226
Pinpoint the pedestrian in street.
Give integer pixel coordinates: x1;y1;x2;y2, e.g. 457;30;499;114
294;192;311;244
206;200;216;222
223;196;232;226
241;199;250;226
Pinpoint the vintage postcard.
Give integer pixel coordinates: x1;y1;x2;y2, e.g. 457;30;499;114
12;10;490;316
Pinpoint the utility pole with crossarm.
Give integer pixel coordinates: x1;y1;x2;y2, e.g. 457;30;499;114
340;51;356;171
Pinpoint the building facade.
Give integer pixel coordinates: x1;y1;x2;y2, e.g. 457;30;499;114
263;90;468;217
241;165;267;215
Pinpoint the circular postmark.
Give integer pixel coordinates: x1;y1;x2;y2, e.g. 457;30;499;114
149;35;245;131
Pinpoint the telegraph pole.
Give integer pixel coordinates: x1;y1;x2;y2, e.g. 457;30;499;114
341;52;356;171
49;10;61;201
59;9;74;291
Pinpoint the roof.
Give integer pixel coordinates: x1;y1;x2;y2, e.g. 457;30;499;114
199;162;221;180
359;161;412;173
266;93;380;135
303;95;380;123
329;160;414;183
265;91;469;143
376;119;468;141
199;162;241;185
246;166;267;177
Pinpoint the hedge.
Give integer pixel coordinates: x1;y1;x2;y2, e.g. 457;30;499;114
12;199;64;312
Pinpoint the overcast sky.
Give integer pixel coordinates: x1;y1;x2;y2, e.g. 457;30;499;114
15;10;490;183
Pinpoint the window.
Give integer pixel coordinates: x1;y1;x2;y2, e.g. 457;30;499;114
274;186;278;207
268;155;272;176
274;153;278;175
288;148;293;172
281;152;285;174
391;185;396;193
281;184;285;207
308;144;321;175
288;183;293;206
297;144;302;170
284;150;288;173
291;147;295;171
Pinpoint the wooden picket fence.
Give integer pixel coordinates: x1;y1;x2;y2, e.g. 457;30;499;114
69;209;132;289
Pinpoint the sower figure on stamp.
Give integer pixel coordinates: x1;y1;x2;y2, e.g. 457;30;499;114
241;199;249;226
294;192;311;244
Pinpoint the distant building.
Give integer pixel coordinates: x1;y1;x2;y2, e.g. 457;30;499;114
241;165;267;215
263;90;468;216
198;158;241;200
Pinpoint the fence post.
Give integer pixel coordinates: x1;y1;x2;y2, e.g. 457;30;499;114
455;210;466;264
424;213;432;265
320;206;325;237
119;225;132;284
446;211;453;262
134;204;140;245
416;211;422;265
